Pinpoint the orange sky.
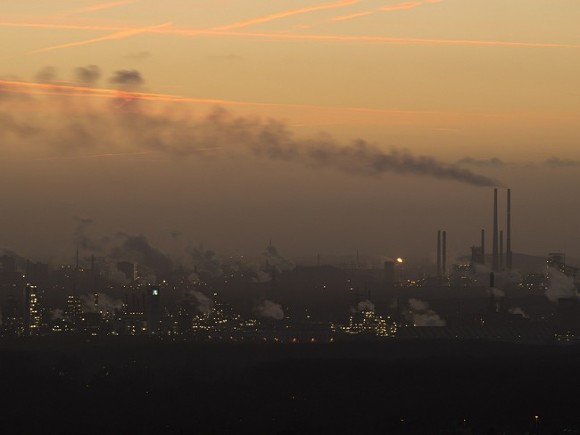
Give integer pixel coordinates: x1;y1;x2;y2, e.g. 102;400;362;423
1;1;579;259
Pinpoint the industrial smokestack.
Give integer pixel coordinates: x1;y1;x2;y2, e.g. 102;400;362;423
492;188;499;272
437;230;441;277
481;229;485;265
500;230;504;271
442;230;447;276
507;188;512;270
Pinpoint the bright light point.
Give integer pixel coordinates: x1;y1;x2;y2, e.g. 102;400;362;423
397;257;404;263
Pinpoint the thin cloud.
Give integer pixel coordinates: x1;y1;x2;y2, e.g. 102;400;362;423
27;22;172;55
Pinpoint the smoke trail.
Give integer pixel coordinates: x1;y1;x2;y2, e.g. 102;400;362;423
0;69;499;187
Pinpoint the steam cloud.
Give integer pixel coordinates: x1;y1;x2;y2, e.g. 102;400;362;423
356;299;375;312
81;293;123;313
407;298;446;326
255;300;284;320
545;268;578;302
71;219;173;279
0;66;501;187
508;307;529;318
187;289;213;314
189;246;223;276
264;244;295;273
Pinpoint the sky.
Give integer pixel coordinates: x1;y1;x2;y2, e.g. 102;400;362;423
0;0;579;264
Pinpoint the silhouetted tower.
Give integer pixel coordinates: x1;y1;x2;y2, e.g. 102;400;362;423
506;188;513;270
481;229;485;265
436;230;442;277
442;230;447;276
500;230;504;271
492;188;499;272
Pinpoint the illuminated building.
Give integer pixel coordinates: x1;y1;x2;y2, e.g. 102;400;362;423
24;284;41;336
65;295;82;330
335;309;397;338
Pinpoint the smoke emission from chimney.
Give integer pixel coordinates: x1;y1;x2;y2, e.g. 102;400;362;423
0;66;501;187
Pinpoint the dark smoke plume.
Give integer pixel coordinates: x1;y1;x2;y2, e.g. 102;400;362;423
1;66;500;187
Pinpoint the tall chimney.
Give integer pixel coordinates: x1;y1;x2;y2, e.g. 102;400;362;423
507;188;512;270
492;188;499;272
442;230;447;276
500;230;504;271
437;230;441;276
481;229;485;265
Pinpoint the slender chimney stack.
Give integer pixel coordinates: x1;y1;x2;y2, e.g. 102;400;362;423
500;230;504;271
492;188;499;272
481;229;485;265
442;230;447;276
437;230;441;276
507;188;512;270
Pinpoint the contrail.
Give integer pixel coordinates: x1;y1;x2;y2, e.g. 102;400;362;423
0;78;282;107
212;0;361;31
1;78;574;122
23;0;359;53
56;1;137;17
27;22;172;55
193;29;580;49
4;21;580;50
332;0;441;21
